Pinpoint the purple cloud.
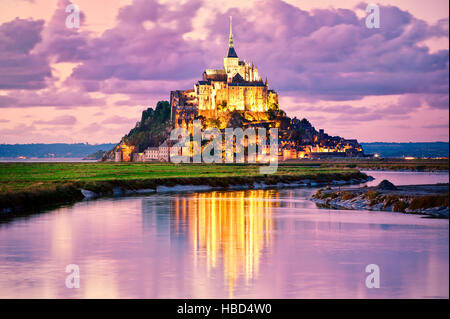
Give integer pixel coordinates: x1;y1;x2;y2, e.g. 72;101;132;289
0;90;105;108
33;115;77;125
65;0;206;82
0;0;447;139
54;0;448;104
37;0;90;62
101;115;137;125
0;18;51;89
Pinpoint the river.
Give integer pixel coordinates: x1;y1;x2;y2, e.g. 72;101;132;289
0;171;448;298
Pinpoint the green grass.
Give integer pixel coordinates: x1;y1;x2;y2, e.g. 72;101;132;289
0;162;360;193
282;158;449;171
0;162;367;213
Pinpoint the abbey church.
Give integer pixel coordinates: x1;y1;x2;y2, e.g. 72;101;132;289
104;18;365;162
170;18;279;127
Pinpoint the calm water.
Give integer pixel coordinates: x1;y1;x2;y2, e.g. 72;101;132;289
362;170;449;187
0;171;448;298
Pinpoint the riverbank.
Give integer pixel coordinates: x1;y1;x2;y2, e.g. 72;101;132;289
282;158;449;172
311;182;449;218
0;162;370;215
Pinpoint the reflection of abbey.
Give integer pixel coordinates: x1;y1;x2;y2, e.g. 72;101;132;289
170;17;279;126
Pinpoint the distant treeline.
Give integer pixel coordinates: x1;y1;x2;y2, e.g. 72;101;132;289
0;142;448;159
0;143;116;158
361;142;449;158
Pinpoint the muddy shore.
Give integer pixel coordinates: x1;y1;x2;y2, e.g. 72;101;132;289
311;183;449;218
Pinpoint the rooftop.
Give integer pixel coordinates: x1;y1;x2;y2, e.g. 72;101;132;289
227;46;238;58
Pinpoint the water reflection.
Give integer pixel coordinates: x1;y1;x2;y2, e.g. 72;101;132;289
168;190;278;297
0;171;448;298
362;170;449;186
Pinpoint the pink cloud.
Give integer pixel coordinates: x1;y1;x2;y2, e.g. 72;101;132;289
0;0;447;143
101;115;136;125
33;115;77;125
0;89;105;108
0;18;51;89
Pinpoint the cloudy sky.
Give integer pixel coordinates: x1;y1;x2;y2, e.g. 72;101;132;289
0;0;448;143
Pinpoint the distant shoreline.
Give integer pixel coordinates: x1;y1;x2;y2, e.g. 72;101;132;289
0;157;448;171
0;157;97;163
1;141;448;160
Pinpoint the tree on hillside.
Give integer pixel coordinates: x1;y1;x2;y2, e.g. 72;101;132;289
122;101;171;151
227;110;246;128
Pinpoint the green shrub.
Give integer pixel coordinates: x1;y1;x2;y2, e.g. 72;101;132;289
369;199;377;206
366;189;380;200
384;194;400;208
341;192;356;200
393;201;408;212
409;195;449;210
329;192;339;199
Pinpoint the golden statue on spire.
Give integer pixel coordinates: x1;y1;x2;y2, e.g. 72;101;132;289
229;16;234;48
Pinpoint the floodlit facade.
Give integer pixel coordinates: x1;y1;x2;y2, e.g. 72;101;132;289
171;17;279;126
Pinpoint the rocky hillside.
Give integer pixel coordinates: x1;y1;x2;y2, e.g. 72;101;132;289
102;101;171;160
103;99;363;161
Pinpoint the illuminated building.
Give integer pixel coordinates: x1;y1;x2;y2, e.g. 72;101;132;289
114;143;135;162
171;17;279;126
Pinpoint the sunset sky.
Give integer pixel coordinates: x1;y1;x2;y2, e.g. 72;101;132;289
0;0;448;144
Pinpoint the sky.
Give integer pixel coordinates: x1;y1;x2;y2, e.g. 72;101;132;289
0;0;448;144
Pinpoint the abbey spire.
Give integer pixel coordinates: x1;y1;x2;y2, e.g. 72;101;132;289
171;17;278;125
226;16;238;58
229;16;234;48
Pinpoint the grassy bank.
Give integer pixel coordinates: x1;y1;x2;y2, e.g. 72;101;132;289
0;162;367;213
282;158;449;171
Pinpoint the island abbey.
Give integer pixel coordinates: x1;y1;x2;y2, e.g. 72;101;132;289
105;18;365;162
170;17;279;127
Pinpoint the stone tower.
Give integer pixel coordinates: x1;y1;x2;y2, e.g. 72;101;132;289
224;16;239;80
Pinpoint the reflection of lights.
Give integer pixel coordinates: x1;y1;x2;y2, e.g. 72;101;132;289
171;190;278;297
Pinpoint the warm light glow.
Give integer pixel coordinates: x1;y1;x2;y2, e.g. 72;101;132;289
171;190;278;297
